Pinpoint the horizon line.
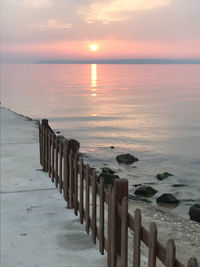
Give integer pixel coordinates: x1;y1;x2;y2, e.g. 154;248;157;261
36;58;200;64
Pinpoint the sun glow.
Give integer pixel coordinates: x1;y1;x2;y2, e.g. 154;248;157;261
90;43;98;52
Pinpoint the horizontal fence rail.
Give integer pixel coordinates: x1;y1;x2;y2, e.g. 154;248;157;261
39;119;199;267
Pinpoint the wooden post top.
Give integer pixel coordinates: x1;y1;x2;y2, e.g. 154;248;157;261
42;119;48;126
69;139;80;151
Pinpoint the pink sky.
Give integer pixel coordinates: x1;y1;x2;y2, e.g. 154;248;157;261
1;0;200;62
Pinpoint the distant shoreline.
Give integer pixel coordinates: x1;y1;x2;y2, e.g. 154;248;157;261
36;59;200;64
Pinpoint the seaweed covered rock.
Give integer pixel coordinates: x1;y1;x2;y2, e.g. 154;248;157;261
157;193;179;204
135;185;157;197
189;204;200;222
116;154;139;164
156;172;173;181
98;167;119;185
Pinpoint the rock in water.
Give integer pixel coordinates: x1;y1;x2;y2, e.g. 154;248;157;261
99;167;119;185
128;194;137;200
135;185;157;197
156;172;173;181
189;204;200;222
101;167;115;175
116;153;139;164
157;193;179;204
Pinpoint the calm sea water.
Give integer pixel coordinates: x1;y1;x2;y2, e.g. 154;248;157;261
1;64;200;218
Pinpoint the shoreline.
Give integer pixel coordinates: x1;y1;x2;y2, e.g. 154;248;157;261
1;106;200;264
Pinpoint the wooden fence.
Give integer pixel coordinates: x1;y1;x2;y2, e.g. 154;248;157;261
39;119;199;267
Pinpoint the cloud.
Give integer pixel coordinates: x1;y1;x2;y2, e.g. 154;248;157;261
5;0;51;8
32;20;72;31
79;0;170;23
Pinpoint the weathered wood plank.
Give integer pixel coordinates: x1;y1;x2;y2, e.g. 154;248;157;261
166;239;175;267
148;222;157;267
74;156;78;215
99;177;104;255
133;209;141;267
42;119;48;170
44;127;48;171
63;141;69;202
42;124;45;170
55;137;59;188
59;139;63;193
92;170;97;244
48;131;51;177
79;159;84;223
39;123;42;165
68;149;73;208
107;186;112;267
51;134;55;183
114;179;128;257
188;258;199;267
110;186;116;267
85;164;90;233
121;197;128;267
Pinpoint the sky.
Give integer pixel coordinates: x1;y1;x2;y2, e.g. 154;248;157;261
1;0;200;62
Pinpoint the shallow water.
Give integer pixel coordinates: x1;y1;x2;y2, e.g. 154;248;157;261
1;64;200;219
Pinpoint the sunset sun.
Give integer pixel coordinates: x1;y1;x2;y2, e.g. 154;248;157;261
90;44;98;52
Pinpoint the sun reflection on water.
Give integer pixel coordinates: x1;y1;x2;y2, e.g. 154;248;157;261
90;64;98;115
91;64;97;88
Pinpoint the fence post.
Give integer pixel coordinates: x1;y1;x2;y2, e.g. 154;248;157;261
48;131;51;177
39;123;42;165
110;179;128;267
133;209;141;267
73;153;78;216
188;258;199;267
166;239;175;267
42;119;48;171
92;170;97;244
68;139;79;209
55;137;59;188
68;149;73;208
85;164;90;233
51;134;55;183
121;197;128;267
99;177;104;255
63;141;69;202
59;138;63;193
79;159;84;224
148;222;157;267
107;186;112;267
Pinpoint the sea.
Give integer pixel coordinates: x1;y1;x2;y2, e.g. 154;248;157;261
1;64;200;220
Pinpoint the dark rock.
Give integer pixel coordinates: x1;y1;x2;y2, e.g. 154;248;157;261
110;146;115;149
156;172;173;181
172;184;187;187
135;185;157;197
99;167;119;185
101;167;115;175
116;153;139;164
128;194;137;200
134;183;142;188
139;197;152;203
99;173;119;185
56;131;61;134
157;193;179;204
189;204;200;222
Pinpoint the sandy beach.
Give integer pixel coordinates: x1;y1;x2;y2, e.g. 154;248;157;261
1;107;199;266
